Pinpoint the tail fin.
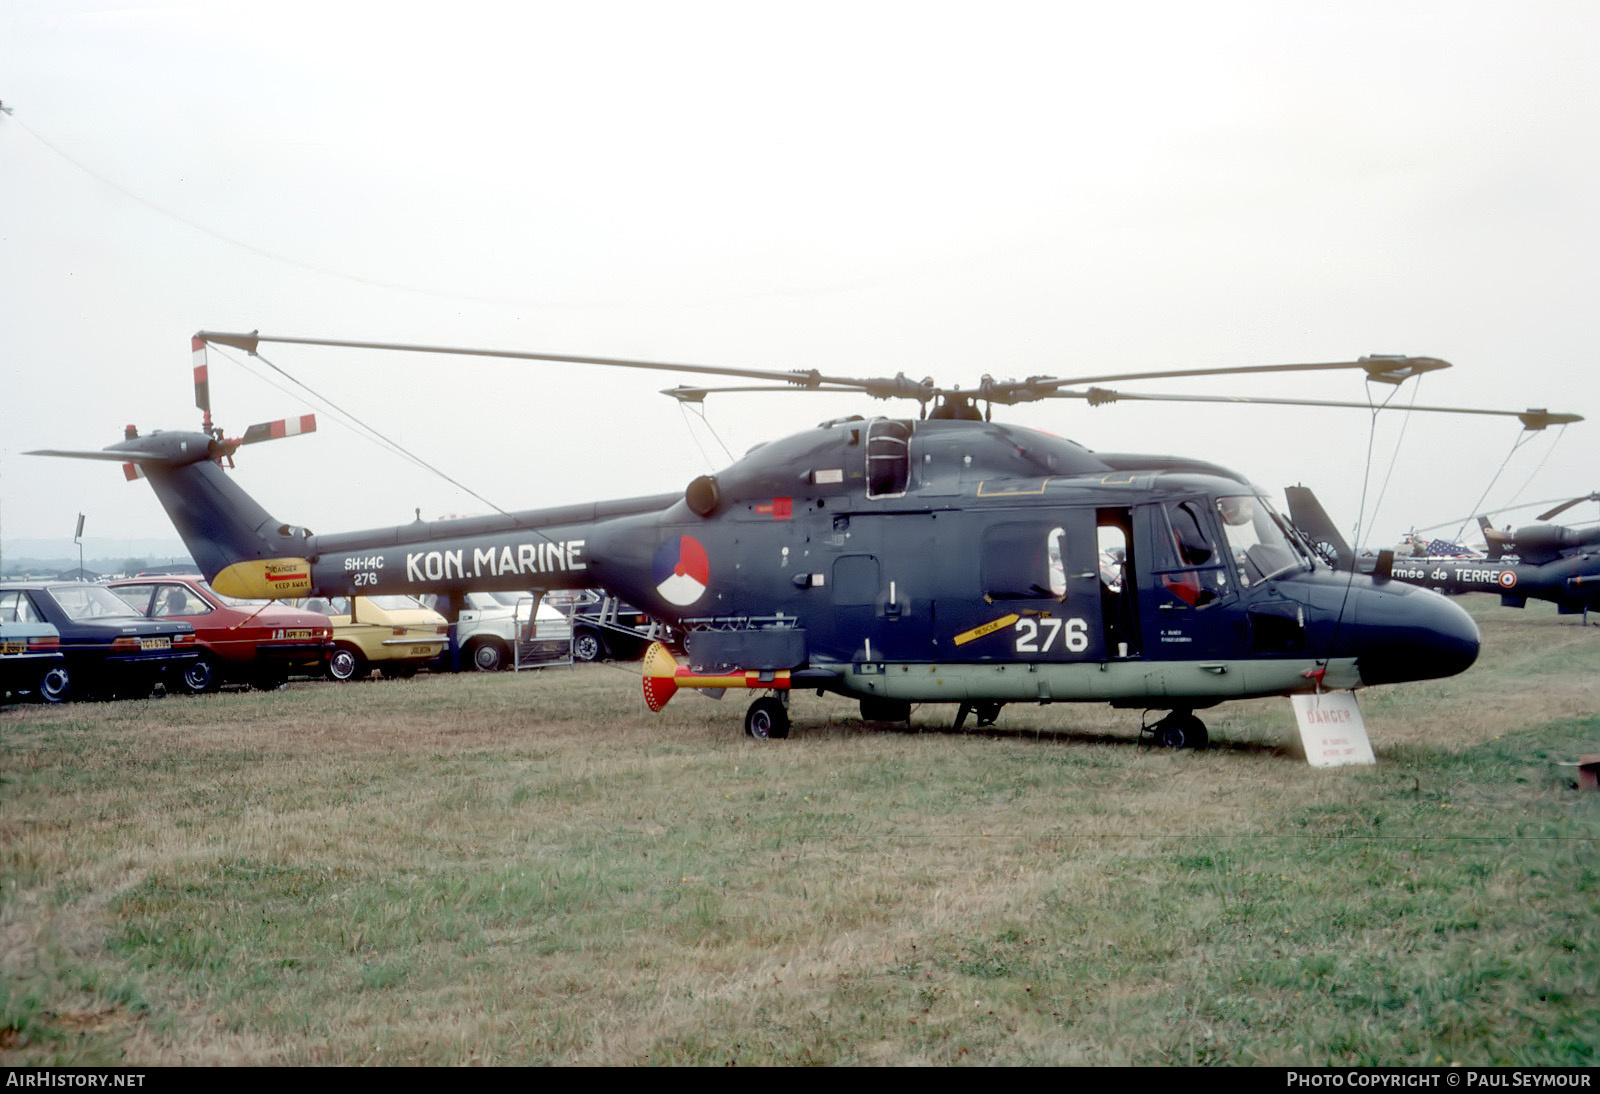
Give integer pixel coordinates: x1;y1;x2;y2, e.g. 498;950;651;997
1479;515;1513;560
31;430;315;598
1284;485;1354;571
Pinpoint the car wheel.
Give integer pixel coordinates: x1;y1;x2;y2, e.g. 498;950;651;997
573;628;605;663
744;696;790;740
467;639;506;672
178;655;220;695
327;646;368;682
37;665;71;704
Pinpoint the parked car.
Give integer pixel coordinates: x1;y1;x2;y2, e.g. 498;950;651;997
292;595;447;681
0;619;68;703
420;591;572;672
0;582;197;700
108;574;333;693
544;589;659;662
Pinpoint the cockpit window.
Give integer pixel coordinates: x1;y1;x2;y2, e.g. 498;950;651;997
1156;501;1228;608
1216;495;1312;585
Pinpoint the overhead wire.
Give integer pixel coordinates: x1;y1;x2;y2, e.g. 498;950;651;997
1449;428;1550;545
1489;422;1570;526
1325;375;1415;675
210;344;554;535
676;400;736;470
1363;373;1424;541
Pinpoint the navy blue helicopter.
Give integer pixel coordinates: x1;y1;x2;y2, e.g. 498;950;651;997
1289;490;1600;623
32;332;1576;746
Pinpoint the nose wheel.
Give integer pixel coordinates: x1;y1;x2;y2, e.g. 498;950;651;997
744;694;791;740
1144;710;1209;751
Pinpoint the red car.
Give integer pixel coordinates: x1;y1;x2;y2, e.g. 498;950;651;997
109;575;332;693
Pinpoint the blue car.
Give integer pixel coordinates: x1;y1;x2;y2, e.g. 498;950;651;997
0;582;198;701
0;618;67;703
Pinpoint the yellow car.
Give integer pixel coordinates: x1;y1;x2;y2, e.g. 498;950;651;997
294;595;447;681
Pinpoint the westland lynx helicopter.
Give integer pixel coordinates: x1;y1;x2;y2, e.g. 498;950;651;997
32;332;1579;747
1289;490;1600;622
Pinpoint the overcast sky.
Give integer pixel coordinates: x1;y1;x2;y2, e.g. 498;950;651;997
2;0;1596;556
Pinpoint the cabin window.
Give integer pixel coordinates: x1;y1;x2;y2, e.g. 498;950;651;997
983;523;1066;600
865;419;912;499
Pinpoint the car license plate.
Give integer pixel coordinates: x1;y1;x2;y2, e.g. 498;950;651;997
410;645;435;656
140;637;172;651
0;642;22;655
284;629;313;640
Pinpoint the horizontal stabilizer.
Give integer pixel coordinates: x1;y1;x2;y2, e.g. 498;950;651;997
27;447;147;462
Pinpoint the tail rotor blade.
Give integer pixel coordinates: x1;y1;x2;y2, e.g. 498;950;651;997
238;414;317;446
192;336;212;432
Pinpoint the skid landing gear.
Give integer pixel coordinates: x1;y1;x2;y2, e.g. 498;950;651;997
744;694;790;740
1143;710;1209;751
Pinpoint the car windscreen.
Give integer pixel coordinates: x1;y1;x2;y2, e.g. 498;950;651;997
198;580;268;608
366;595;429;611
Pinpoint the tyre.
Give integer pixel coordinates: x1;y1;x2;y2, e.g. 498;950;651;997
572;628;605;663
1158;714;1209;751
327;646;368;682
467;639;506;672
744;696;790;740
37;665;71;704
178;655;220;695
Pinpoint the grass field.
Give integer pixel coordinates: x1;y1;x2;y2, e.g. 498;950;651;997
3;595;1597;1066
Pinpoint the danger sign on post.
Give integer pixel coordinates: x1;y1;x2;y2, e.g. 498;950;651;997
1290;691;1377;768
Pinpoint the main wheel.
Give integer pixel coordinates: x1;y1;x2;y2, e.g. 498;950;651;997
178;655;220;695
467;639;506;672
327;646;368;682
744;696;790;740
572;628;605;663
1158;713;1209;751
36;665;71;704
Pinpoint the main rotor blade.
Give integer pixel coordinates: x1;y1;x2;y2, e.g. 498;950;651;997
1536;493;1600;521
1050;388;1583;430
661;383;883;403
194;330;919;397
1412;497;1590;533
983;355;1451;404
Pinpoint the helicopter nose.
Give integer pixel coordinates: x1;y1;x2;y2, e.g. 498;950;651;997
1350;583;1480;686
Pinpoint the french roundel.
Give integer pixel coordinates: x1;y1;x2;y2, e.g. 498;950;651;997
653;535;710;606
1498;570;1517;589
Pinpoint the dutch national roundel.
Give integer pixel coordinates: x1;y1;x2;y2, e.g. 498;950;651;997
653;534;710;606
